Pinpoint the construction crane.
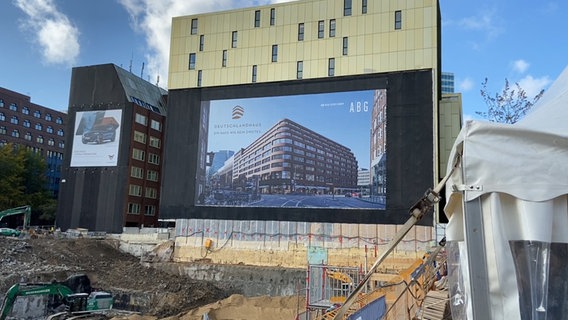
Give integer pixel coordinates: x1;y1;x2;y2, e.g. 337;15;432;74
0;205;31;229
329;155;460;320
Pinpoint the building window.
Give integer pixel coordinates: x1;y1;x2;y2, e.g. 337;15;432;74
149;136;160;148
222;50;227;67
197;70;202;87
0;126;5;134
254;10;261;27
0;99;3;107
23;120;30;128
57;129;64;136
343;37;349;55
329;19;336;37
328;58;335;76
298;23;304;41
395;10;402;30
37;135;44;144
45;113;52;121
129;184;142;196
34;110;41;118
22;107;30;115
150;119;161;131
344;0;352;16
0;113;4;121
362;0;368;14
134;130;146;143
9;103;17;111
145;187;158;199
297;61;303;79
199;35;204;51
252;65;257;83
318;20;324;39
24;132;32;141
10;116;18;125
46;126;54;133
131;166;144;179
132;148;145;161
144;205;156;216
270;8;275;26
231;31;238;48
147;170;159;181
135;113;147;126
58;141;64;148
55;117;63;124
190;18;198;34
48;138;55;146
11;129;19;138
148;153;160;164
271;45;278;62
128;203;141;214
189;53;196;70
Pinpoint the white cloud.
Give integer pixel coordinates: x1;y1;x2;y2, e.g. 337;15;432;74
458;77;474;92
517;75;551;98
512;59;529;74
118;0;295;88
459;8;504;40
14;0;80;65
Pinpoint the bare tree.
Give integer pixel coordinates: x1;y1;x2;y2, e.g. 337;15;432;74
476;78;544;124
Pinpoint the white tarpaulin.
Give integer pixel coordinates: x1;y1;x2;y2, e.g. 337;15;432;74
444;65;568;320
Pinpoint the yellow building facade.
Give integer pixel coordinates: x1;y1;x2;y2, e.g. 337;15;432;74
169;0;440;89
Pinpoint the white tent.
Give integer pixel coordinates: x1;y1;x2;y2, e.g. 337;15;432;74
443;65;568;320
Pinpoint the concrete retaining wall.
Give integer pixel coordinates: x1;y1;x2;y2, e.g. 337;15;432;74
156;262;305;297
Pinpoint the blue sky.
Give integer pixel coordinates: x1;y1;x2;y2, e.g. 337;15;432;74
0;0;566;121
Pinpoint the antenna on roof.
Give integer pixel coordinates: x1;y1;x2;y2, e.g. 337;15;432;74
141;62;145;79
156;75;160;86
129;51;133;73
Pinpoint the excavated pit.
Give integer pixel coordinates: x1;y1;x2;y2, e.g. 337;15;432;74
1;236;306;319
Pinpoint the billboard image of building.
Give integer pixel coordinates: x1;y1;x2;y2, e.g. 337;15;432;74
198;89;386;210
70;109;122;167
162;71;433;225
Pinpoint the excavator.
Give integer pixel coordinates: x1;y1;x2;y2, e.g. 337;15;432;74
0;274;113;320
0;205;31;230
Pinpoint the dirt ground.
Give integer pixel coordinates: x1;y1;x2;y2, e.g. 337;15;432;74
0;235;304;319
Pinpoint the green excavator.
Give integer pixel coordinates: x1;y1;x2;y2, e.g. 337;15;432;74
0;205;31;229
0;274;113;320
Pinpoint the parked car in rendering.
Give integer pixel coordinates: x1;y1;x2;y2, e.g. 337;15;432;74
0;227;21;237
81;117;119;144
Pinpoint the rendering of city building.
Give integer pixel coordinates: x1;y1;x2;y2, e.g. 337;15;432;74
222;118;357;196
161;0;442;224
370;89;387;204
0;87;67;198
56;64;167;232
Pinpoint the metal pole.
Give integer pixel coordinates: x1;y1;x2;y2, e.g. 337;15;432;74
463;198;491;320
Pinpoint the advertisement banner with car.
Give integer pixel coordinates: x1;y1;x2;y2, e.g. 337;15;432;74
70;109;122;167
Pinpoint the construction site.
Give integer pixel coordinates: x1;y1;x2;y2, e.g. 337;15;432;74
1;207;451;320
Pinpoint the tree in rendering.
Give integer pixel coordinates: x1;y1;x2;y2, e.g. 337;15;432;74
476;78;544;124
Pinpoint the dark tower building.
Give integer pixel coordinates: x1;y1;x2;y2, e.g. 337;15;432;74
57;64;167;232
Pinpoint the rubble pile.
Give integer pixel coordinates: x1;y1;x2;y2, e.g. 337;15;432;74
0;236;230;317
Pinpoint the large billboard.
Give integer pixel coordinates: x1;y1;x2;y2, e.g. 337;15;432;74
199;89;386;210
161;71;434;225
70;109;122;167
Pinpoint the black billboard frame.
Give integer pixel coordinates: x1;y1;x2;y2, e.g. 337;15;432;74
161;69;434;225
